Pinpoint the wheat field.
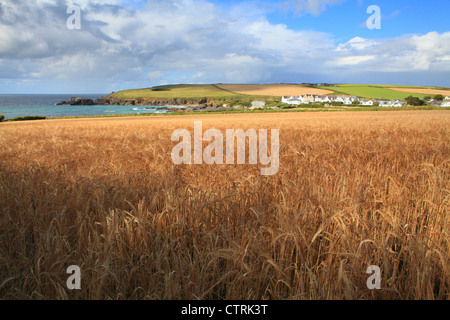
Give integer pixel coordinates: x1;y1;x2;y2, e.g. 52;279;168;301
0;111;448;300
216;84;334;96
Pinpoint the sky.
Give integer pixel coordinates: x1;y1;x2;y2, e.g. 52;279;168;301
0;0;449;94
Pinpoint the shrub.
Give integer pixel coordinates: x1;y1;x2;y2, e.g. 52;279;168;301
405;96;425;106
234;101;251;108
0;114;4;122
265;101;281;109
9;116;47;121
280;104;295;109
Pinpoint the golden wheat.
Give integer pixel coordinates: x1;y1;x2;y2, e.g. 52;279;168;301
0;111;448;300
216;84;334;96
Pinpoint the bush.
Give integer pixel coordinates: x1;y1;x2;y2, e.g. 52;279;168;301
265;101;281;109
0;114;4;122
9;116;47;121
405;96;425;106
235;101;251;108
433;94;445;101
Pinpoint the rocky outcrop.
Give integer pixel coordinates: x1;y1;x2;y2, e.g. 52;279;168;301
57;97;95;106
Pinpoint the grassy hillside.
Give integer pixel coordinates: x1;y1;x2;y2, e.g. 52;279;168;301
115;84;246;99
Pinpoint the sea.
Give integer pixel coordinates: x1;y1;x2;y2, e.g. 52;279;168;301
0;94;175;120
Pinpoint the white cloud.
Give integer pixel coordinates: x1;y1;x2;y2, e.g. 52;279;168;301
0;0;449;93
331;32;450;73
148;70;165;80
335;55;375;66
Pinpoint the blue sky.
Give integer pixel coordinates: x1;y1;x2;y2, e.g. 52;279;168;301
0;0;449;93
218;0;450;42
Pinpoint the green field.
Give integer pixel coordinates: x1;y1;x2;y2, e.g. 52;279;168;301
319;84;432;100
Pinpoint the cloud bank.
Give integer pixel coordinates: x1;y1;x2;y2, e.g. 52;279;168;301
0;0;449;93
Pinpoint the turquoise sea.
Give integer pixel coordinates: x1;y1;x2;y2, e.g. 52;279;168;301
0;94;174;120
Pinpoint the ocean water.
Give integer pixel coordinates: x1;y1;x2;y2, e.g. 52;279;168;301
0;94;174;120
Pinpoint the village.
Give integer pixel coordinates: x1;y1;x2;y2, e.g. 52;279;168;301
266;94;450;108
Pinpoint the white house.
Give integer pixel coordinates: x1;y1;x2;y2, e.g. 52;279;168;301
343;96;358;105
441;100;450;107
282;96;303;105
252;101;266;108
378;100;392;107
392;99;405;107
321;96;332;103
361;99;376;106
315;95;332;103
334;96;345;104
282;96;294;104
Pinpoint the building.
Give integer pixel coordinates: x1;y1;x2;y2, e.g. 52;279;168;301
378;100;392;107
334;96;345;104
281;95;405;107
282;96;303;105
302;95;315;104
251;101;266;108
361;99;376;106
392;99;405;107
441;100;450;107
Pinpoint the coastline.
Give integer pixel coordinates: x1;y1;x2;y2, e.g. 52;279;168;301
1;89;448;123
3;105;445;123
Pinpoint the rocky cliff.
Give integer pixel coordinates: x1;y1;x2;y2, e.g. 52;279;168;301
57;93;248;113
94;93;222;108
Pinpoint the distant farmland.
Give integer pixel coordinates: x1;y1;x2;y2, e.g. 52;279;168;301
216;84;334;96
115;84;334;100
112;84;450;102
388;87;450;96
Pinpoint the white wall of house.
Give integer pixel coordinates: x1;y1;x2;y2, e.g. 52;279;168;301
252;101;266;108
441;100;450;107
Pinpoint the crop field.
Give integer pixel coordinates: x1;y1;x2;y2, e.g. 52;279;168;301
388;88;450;96
320;85;431;100
0;111;449;300
216;84;334;96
